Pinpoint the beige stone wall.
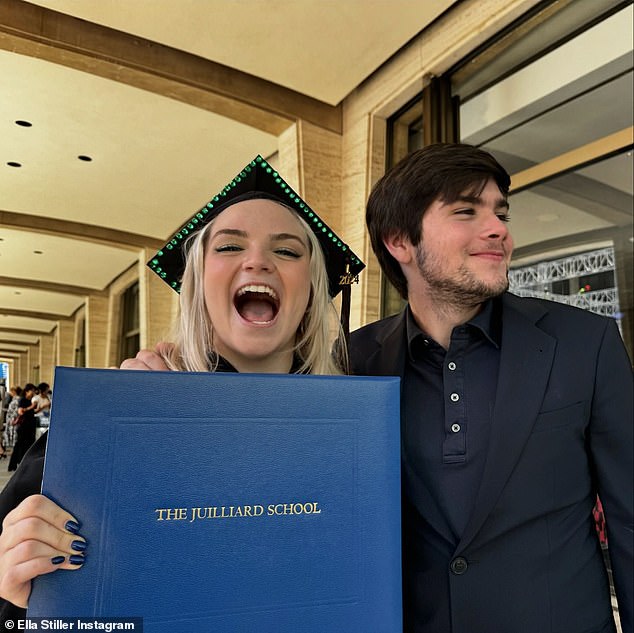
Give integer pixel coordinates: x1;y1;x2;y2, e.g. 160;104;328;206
25;319;78;387
25;345;37;384
7;359;17;388
29;251;177;376
139;249;178;351
278;120;342;225
12;356;23;387
31;314;89;384
105;265;138;367
38;333;55;386
56;319;76;369
104;253;177;366
85;294;110;368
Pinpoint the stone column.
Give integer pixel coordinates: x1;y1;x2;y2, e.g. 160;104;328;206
8;359;17;388
26;344;39;383
85;294;110;368
278;121;365;332
139;250;177;351
278;121;342;232
15;354;25;386
38;332;56;386
56;319;76;368
341;113;387;329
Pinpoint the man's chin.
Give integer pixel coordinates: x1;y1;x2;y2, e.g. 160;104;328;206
476;281;508;303
431;278;507;306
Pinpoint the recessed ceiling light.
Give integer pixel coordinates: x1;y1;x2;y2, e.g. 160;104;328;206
7;162;21;168
78;155;92;162
15;120;32;127
33;250;44;255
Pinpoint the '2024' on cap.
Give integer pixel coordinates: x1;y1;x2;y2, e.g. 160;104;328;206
147;155;365;299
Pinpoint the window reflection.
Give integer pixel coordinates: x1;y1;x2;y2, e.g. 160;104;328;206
509;151;633;356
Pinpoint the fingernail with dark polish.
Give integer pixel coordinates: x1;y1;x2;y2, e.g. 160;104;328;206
65;520;80;534
69;555;85;565
51;556;65;565
71;540;87;552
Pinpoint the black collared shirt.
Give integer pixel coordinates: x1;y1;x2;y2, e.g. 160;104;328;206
211;355;307;374
402;298;502;540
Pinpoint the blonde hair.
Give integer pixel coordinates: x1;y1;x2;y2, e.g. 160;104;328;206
162;204;344;375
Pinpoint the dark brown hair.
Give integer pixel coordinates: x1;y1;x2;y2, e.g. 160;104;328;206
366;143;511;298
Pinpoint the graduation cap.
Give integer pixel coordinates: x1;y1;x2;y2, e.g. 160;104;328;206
148;155;364;298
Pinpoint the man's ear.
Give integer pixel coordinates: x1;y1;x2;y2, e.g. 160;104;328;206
383;233;415;265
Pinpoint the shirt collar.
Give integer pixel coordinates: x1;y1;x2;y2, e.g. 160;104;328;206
406;296;502;358
214;355;239;372
211;354;306;374
469;296;502;348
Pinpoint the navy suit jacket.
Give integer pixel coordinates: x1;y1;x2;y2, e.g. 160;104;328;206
350;293;633;633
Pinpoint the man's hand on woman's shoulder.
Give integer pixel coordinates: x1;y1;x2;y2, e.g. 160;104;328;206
118;342;173;371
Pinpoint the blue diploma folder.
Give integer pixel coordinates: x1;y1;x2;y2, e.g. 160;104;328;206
29;367;402;632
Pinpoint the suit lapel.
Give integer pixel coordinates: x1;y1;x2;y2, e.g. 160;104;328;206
457;295;556;552
366;310;408;377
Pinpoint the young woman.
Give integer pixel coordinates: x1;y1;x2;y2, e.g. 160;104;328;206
2;387;22;455
161;194;342;375
0;156;363;617
32;383;51;441
6;384;37;473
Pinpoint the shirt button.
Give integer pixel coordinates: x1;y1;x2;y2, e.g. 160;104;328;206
450;393;460;402
451;423;461;433
450;557;468;575
448;362;456;371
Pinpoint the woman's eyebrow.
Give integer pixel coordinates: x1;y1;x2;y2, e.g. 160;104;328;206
210;228;247;239
210;228;306;246
271;232;306;246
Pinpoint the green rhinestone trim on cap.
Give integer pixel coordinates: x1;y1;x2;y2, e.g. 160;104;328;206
147;154;364;296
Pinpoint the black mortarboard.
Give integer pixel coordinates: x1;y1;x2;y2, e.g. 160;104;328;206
147;155;365;298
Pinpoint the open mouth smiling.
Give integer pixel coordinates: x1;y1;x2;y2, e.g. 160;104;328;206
234;284;280;324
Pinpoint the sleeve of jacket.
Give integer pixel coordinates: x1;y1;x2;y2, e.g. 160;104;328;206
349;330;369;375
587;319;633;631
0;432;47;623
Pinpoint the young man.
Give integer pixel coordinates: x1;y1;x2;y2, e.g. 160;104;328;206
350;143;633;633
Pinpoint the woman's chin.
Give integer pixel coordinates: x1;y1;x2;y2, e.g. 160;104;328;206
219;337;294;372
